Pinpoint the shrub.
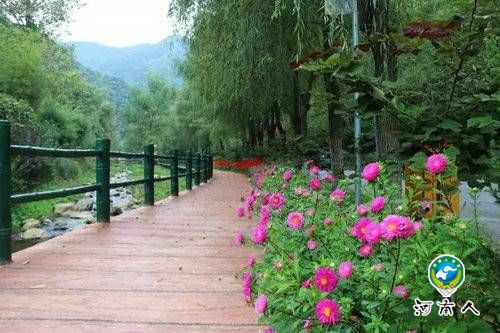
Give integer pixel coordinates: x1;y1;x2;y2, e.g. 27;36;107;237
236;158;499;332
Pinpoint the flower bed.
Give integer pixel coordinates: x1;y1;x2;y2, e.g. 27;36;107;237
234;156;498;332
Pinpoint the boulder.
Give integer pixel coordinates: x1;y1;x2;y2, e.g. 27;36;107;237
73;197;94;211
85;216;97;224
53;220;68;231
113;197;134;210
22;228;48;240
110;206;123;216
53;202;75;216
61;210;94;220
22;219;41;231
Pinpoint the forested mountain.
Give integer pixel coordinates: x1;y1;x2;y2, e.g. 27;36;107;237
70;36;187;87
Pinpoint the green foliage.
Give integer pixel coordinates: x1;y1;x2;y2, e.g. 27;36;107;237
242;161;499;331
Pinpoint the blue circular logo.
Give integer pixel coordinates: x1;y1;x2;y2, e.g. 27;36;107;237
435;262;458;282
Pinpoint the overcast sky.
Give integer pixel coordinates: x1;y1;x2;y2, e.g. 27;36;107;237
61;0;177;47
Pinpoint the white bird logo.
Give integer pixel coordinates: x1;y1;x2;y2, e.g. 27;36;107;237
436;265;457;281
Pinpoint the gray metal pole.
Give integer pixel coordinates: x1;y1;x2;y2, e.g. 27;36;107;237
352;0;362;205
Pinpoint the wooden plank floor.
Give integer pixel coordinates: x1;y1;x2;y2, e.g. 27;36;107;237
0;171;261;332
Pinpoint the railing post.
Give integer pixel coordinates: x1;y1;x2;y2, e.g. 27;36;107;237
0;120;12;264
200;153;206;183
170;149;179;196
144;144;155;205
186;151;193;191
194;153;201;186
96;138;111;223
209;154;213;179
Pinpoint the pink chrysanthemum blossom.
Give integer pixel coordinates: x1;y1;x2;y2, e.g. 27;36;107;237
362;162;382;182
307;239;317;250
426;154;448;174
294;187;304;195
306;225;316;237
247;256;255;267
324;217;333;225
351;218;373;242
287;212;304;229
302;189;311;197
302;278;312;288
372;263;383;271
358;244;373;257
413;221;424;231
309;178;321;191
282;170;293;181
357;204;368;216
251;224;267;245
330;189;346;203
242;272;252;302
381;215;415;240
370;196;386;213
315;299;340;325
306;208;315;216
255;294;268;313
324;174;335;183
282;183;289;189
237;207;245;218
274;261;283;270
234;231;244;246
338;261;353;279
311;166;320;175
365;222;382;244
264;327;275;333
268;192;285;210
314;267;338;293
393;285;410;299
306;159;314;166
303;319;313;329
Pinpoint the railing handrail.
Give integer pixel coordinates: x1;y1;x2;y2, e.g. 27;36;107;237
0;119;214;264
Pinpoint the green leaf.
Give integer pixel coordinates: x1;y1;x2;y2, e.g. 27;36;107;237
437;120;462;133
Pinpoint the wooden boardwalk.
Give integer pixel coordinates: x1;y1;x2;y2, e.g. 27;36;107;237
0;171;261;332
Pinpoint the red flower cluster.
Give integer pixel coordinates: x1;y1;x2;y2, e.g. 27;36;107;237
214;159;264;169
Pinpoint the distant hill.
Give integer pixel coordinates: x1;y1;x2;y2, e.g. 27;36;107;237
69;36;187;87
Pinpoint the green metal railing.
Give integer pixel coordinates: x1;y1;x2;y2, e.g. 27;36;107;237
0;120;213;264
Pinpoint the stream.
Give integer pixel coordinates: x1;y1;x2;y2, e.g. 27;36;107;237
11;171;141;252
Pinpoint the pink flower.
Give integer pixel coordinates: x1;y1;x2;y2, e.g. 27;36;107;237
303;319;313;329
283;170;293;181
236;207;245;218
372;263;383;271
234;231;244;246
393;285;410;299
305;225;316;237
351;218;373;242
302;189;311;197
302;278;312;288
306;208;315;216
370;196;386;213
330;189;346;202
426;154;448;174
315;299;340;325
307;239;317;250
264;328;275;333
314;267;338;293
287;212;304;229
255;295;268;313
294;187;303;195
282;183;289;189
247;256;255;267
381;215;415;241
324;174;335;183
311;166;320;175
357;204;368;216
362;162;381;182
324;217;333;225
268;192;285;210
242;272;252;302
358;244;373;257
251;224;267;245
365;222;382;244
274;261;283;269
413;221;424;231
338;261;353;279
306;159;314;166
309;178;321;191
